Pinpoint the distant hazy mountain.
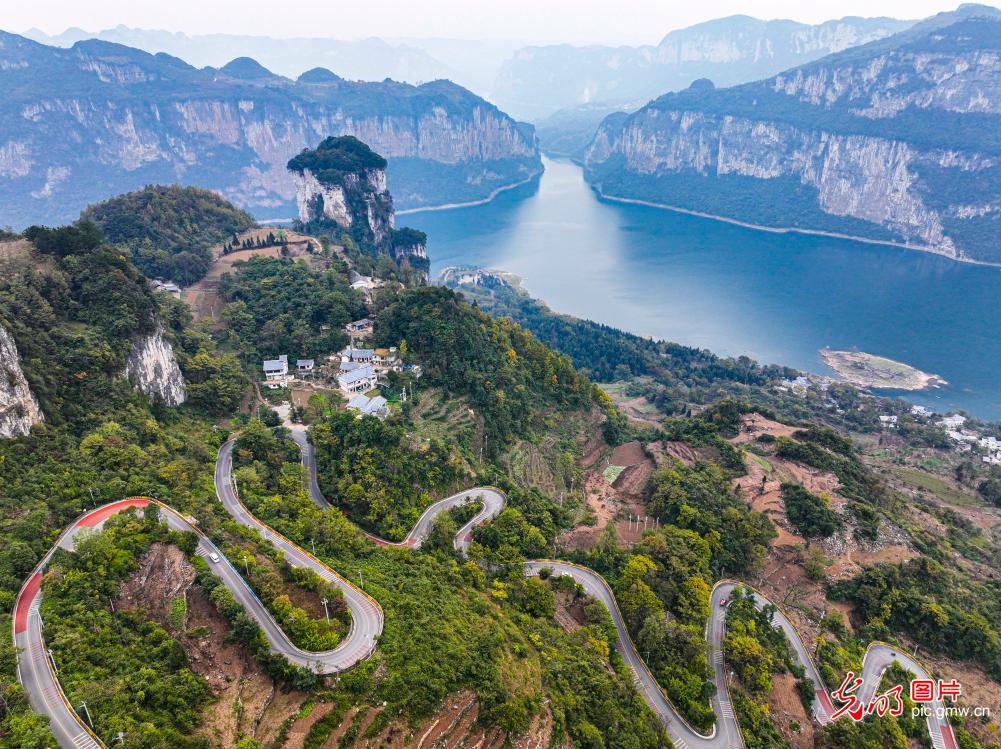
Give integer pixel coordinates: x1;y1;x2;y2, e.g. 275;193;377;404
0;33;540;227
584;5;1001;264
22;27;529;98
493;14;914;120
22;26;455;84
534;105;626;160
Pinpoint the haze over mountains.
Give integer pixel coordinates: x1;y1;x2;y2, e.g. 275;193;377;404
22;27;523;106
0;32;539;226
493;14;915;120
584;5;1001;264
25;13;919;123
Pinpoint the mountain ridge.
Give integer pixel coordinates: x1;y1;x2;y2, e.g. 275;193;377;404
0;30;540;226
584;7;1001;264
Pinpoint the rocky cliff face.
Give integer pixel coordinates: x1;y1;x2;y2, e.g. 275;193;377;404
124;326;187;406
0;324;44;438
289;136;430;276
0;34;540;226
585;9;1001;264
292;168;394;247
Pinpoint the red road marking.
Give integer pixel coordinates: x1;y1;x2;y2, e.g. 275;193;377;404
463;532;472;542
76;498;149;527
14;573;41;634
816;690;835;716
942;725;958;749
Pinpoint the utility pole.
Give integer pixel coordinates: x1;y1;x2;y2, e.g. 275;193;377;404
321;598;330;623
311;538;316;556
47;649;58;675
359;569;364;589
88;488;96;507
79;700;94;728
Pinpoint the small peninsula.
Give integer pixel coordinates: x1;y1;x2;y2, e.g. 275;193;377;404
820;348;947;391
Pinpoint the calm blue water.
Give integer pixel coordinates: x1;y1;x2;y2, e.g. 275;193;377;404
403;157;1001;419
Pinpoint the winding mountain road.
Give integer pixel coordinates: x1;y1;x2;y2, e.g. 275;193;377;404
289;425;505;551
15;427;960;749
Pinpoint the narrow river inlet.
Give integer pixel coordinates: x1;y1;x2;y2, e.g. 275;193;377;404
405;156;1001;419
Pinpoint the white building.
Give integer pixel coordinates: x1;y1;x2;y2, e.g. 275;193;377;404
373;347;401;372
296;358;315;373
340;347;374;365
263;355;289;387
151;279;182;299
346;394;390;418
338;365;377;394
940;414;967;430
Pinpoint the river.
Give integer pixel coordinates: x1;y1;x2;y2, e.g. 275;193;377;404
403;156;1001;419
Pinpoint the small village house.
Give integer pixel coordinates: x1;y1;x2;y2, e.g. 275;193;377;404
346;318;373;335
346;394;390;418
341;346;375;364
338;364;377;394
373;347;401;373
263;355;289;388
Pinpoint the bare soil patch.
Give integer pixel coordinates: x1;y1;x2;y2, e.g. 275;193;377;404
768;673;815;748
115;543;308;747
610;440;647;467
283;703;335;749
733;413;800;444
647;440;698;467
612;459;655;495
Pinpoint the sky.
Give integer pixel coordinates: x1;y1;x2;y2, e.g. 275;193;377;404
9;0;999;45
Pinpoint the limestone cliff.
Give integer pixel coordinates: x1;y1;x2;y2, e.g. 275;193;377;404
289;137;395;248
289;136;430;274
124;325;187;406
0;324;44;438
584;8;1001;264
0;34;541;226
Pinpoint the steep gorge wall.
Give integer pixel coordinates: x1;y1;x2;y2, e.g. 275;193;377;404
583;14;1001;264
0;325;44;438
0;33;541;225
124;325;187;407
586;110;982;259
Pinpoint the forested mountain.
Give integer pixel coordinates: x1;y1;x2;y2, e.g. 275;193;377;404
493;14;912;120
1;200;999;747
0;31;540;226
584;5;1001;264
82;185;256;285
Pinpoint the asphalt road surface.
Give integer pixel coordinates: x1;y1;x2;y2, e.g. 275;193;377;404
16;430;959;749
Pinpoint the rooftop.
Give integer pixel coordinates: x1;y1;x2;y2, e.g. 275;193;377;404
339;366;376;385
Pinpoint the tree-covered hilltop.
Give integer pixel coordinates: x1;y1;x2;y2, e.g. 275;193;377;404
81;185;256;286
287;136;389;187
374;286;599;449
218;255;366;361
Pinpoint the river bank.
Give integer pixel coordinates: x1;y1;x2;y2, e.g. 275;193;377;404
589;184;1001;270
397;169;543;216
